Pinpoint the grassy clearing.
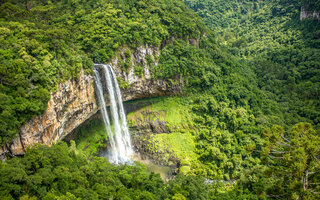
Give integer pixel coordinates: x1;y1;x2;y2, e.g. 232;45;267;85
127;97;199;173
147;132;197;163
127;97;192;129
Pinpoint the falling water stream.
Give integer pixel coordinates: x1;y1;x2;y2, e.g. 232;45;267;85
93;64;132;164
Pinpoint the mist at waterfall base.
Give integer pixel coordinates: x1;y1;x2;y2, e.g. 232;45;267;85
93;64;133;165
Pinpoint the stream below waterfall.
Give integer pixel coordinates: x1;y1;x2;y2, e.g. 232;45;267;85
98;149;174;181
131;154;174;181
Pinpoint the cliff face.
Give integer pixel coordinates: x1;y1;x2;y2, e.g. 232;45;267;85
0;46;183;158
300;6;320;21
112;46;182;101
6;70;98;156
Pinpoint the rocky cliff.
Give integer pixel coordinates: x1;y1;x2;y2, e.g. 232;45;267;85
0;46;183;159
300;6;320;21
2;70;98;157
111;46;183;101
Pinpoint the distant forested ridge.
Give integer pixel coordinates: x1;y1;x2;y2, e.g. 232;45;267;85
184;0;320;128
181;0;320;198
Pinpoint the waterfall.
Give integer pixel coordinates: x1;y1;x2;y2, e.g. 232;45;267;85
93;64;132;164
93;69;118;163
110;67;133;156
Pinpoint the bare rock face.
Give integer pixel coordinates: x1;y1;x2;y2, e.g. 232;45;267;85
300;6;320;21
8;70;98;155
0;145;9;161
2;45;183;157
122;78;182;101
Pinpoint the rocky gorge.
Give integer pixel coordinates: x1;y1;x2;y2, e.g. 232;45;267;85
0;46;183;160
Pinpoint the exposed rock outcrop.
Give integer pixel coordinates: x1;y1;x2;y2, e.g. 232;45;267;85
1;45;183;158
0;145;9;161
112;45;183;101
8;70;98;155
127;108;176;166
300;6;320;21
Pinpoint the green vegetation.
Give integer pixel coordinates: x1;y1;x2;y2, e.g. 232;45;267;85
150;0;319;198
302;0;320;10
144;131;197;173
0;0;319;199
147;132;196;163
0;142;211;199
0;0;205;145
117;77;130;90
127;96;259;180
71;118;108;157
127;97;192;126
129;0;320;197
134;64;144;78
125;95;319;198
184;0;320;128
259;123;320;199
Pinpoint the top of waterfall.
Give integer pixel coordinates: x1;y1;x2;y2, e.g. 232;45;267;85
94;63;111;66
94;64;114;72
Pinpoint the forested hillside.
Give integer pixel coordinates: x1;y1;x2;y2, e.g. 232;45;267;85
184;0;320;128
0;0;205;145
181;0;320;198
0;142;212;199
0;0;319;199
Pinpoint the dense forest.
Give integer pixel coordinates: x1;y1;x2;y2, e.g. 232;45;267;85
0;0;319;199
184;0;320;128
0;0;205;145
0;142;212;199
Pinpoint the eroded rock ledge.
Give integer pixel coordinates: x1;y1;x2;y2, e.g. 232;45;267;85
300;6;320;21
1;46;183;158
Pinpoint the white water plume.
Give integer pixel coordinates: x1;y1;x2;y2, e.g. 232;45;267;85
93;64;132;164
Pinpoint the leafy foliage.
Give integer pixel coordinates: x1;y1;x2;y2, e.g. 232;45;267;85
261;123;320;199
0;0;319;199
183;0;320;129
0;0;206;145
170;0;320;198
0;142;211;199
